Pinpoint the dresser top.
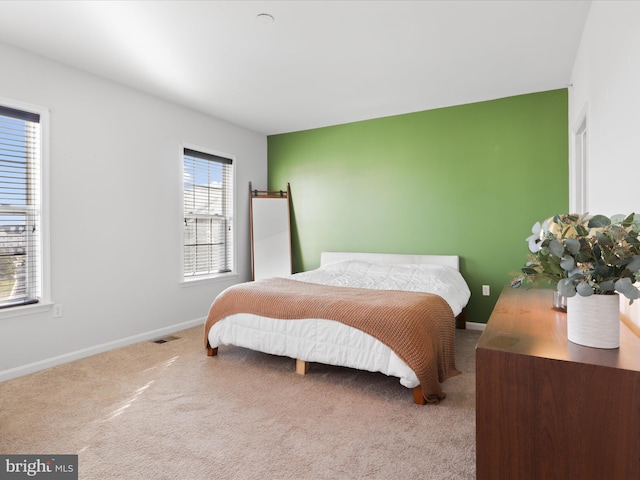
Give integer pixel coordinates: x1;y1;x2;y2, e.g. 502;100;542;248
477;286;640;372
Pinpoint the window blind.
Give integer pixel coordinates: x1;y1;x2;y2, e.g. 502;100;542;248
0;105;41;308
183;148;233;278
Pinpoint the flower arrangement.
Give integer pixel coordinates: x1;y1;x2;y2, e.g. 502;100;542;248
513;213;640;303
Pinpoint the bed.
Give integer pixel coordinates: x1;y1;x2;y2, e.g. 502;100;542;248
204;252;471;404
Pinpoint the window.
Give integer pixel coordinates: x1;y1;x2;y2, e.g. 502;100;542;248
182;146;234;280
0;101;48;309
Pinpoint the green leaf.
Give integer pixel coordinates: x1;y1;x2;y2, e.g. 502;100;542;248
549;239;565;258
615;277;633;292
611;214;627;224
546;260;565;277
588;215;611;228
615;277;640;301
575;224;590;237
625;235;640;247
564;238;580;255
560;255;575;271
557;279;576;297
576;282;594;296
621;213;637;227
593;243;603;261
596;231;613;246
599;280;615;292
599;244;613;263
628;255;640;272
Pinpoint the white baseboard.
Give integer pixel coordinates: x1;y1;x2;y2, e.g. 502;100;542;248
466;321;486;331
0;317;205;383
2;317;486;383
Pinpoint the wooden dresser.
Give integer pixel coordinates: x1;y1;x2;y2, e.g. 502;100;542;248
476;286;640;480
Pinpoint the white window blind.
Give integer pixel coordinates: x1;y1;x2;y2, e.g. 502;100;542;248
0;105;42;308
183;147;233;279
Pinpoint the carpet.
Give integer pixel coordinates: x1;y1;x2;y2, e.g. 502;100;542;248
0;325;481;479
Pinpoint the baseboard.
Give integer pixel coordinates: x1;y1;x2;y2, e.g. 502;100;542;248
466;321;486;331
2;317;486;382
0;317;205;383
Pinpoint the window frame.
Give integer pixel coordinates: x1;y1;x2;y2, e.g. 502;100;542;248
179;142;237;286
0;97;51;318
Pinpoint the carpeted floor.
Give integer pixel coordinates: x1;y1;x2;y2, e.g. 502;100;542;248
0;325;481;479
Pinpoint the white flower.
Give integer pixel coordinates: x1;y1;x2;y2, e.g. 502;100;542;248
527;221;543;253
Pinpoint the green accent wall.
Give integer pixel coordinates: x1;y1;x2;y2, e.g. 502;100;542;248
267;89;568;324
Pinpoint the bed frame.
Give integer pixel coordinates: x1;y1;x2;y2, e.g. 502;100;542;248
207;251;467;405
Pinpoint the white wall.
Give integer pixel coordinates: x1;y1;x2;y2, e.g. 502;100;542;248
0;43;267;380
569;1;640;215
569;1;640;326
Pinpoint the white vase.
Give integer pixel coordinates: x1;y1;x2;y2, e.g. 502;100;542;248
567;293;620;349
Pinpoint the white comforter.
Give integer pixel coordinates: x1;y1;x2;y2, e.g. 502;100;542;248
207;260;471;388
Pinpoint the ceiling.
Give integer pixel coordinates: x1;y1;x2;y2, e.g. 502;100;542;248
0;1;591;135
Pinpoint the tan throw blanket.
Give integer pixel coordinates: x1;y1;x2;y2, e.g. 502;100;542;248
204;278;460;403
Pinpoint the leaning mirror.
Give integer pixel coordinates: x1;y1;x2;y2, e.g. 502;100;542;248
249;182;292;280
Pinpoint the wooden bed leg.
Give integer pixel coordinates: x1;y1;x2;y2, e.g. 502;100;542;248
295;359;309;375
207;346;218;357
413;387;426;405
455;307;467;329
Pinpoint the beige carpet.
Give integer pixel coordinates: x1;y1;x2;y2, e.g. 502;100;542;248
0;325;481;479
